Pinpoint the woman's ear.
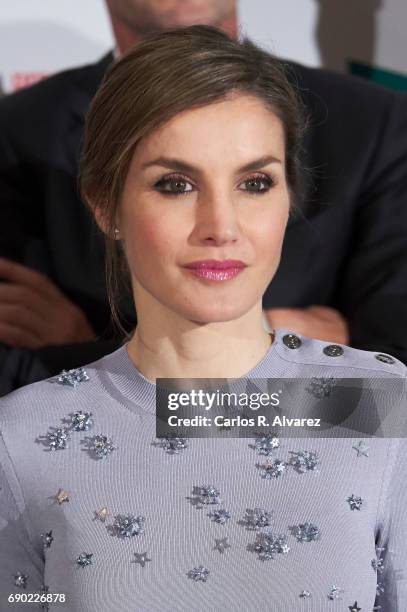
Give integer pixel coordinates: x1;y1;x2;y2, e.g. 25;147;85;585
92;204;117;238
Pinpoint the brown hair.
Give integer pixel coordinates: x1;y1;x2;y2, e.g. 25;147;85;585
80;24;307;334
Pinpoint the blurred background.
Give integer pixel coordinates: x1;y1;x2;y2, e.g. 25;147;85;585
1;0;406;95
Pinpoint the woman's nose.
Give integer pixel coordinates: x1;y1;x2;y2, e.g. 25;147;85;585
194;189;240;245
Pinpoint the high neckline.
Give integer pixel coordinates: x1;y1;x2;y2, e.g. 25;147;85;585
99;329;282;414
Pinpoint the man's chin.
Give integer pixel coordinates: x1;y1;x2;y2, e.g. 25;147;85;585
159;8;220;29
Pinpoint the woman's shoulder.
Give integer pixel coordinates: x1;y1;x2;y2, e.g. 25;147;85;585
0;345;127;430
272;328;407;378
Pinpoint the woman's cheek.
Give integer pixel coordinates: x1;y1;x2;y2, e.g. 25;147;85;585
255;214;287;260
127;224;177;281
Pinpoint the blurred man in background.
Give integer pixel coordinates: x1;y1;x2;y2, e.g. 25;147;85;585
0;0;406;394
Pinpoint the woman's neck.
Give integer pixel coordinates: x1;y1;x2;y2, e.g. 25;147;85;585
126;322;274;384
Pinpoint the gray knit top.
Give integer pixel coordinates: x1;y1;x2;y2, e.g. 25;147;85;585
0;328;406;612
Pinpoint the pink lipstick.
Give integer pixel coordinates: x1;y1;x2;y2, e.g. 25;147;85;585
184;260;246;281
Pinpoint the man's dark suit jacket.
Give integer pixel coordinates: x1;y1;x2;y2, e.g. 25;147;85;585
1;52;407;394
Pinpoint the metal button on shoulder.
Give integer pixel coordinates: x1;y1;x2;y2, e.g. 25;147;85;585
323;344;344;357
375;353;395;364
282;334;302;349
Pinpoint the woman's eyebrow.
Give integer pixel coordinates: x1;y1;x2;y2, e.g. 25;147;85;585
141;154;282;174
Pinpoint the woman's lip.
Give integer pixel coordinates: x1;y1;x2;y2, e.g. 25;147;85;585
184;260;246;270
185;267;245;281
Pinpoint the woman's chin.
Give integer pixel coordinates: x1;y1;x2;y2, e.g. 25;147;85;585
183;304;253;324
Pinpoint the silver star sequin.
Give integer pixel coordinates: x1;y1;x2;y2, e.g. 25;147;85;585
214;537;231;553
208;509;231;524
244;507;273;530
187;566;210;582
57;367;89;387
257;458;286;479
46;427;70;451
294;522;321;542
328;585;343;600
76;553;93;567
299;590;311;598
289;450;319;473
14;571;28;588
353;441;369;457
132;552;151;567
348;602;361;612
88;434;116;459
158;436;188;454
71;411;93;432
254;433;280;456
41;530;53;549
113;514;145;538
347;494;363;511
253;531;290;560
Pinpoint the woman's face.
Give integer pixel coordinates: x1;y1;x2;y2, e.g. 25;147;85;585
118;93;290;324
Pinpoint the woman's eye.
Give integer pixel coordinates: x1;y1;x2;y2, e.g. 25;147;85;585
154;174;274;196
154;176;194;195
240;175;274;193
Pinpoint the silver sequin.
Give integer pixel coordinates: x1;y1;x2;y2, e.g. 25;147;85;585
158;436;188;454
76;553;93;567
132;552;151;568
209;509;231;524
197;485;221;505
71;411;93;432
289;450;319;473
14;571;28;588
306;377;336;399
188;566;210;582
372;557;384;573
347;494;363;511
244;507;273;530
254;433;280;456
294;522;321;542
88;434;116;459
328;585;343;600
57;367;90;387
253;530;290;560
41;530;53;549
214;537;231;553
113;514;145;538
353;441;369;457
257;458;286;479
46;427;70;451
376;582;384;596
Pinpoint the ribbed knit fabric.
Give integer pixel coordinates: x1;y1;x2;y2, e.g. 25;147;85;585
0;328;406;611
